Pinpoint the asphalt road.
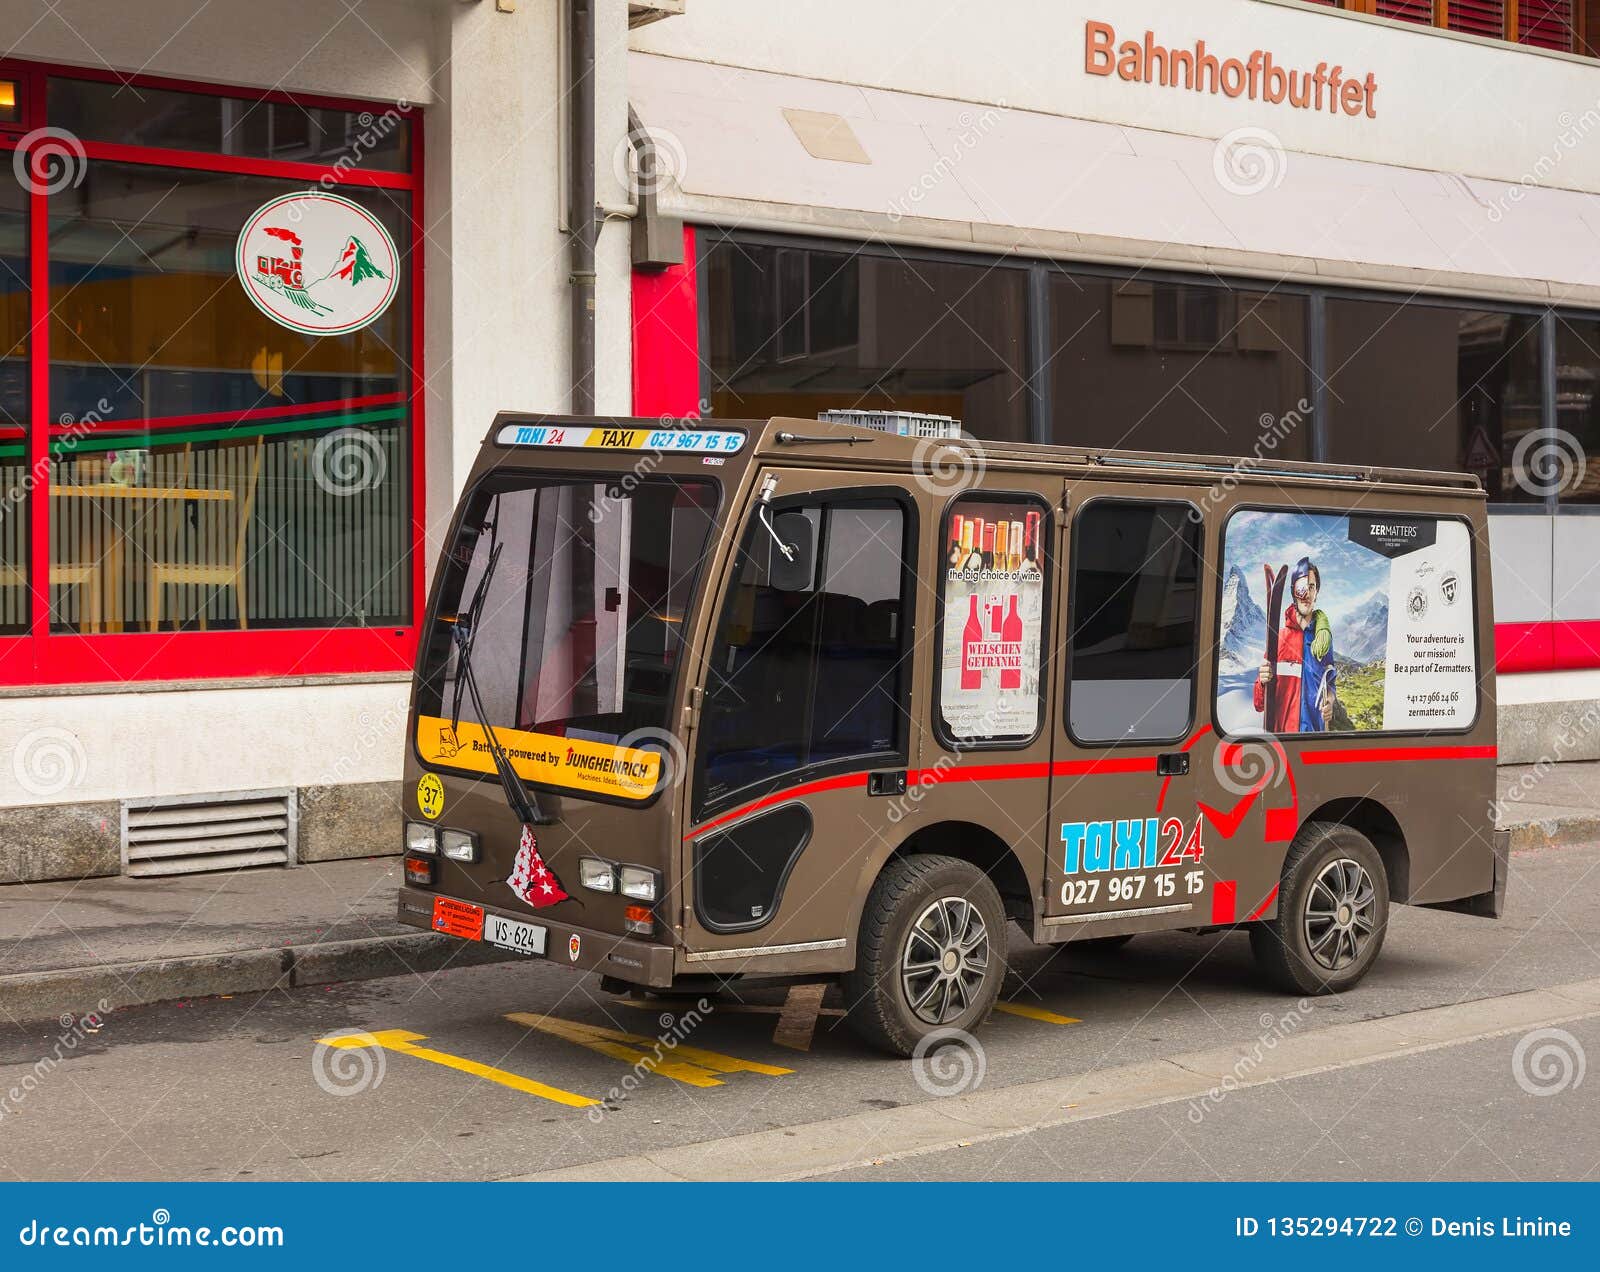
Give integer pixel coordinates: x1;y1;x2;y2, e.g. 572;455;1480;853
2;842;1596;1182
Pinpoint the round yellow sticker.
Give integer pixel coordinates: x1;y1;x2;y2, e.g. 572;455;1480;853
416;773;445;820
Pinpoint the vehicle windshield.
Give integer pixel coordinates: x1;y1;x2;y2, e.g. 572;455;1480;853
415;473;718;801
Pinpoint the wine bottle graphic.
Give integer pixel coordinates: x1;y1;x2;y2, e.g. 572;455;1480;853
961;593;983;690
1000;594;1023;690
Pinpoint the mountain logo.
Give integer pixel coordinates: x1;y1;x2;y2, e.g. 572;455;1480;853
235;191;400;336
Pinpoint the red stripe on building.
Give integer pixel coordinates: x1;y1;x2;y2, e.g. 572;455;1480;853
632;225;702;418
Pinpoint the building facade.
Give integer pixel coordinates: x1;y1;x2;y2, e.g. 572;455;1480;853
0;0;1595;882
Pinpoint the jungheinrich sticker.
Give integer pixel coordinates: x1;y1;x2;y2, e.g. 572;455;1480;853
494;422;746;454
1217;510;1476;735
416;715;662;801
235;192;400;335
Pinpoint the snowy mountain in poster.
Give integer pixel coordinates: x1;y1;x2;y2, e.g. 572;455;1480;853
1218;563;1267;673
1336;593;1390;665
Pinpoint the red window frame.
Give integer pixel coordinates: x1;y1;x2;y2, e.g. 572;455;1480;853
0;59;425;686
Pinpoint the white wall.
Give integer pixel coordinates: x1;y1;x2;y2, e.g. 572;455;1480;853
634;0;1600;197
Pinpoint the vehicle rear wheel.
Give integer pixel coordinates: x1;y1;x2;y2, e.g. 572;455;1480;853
1250;821;1389;995
842;854;1007;1058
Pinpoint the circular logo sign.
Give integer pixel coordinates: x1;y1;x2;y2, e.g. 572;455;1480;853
416;773;445;820
235;191;400;336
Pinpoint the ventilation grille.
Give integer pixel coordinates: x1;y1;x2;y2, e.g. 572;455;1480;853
121;789;297;877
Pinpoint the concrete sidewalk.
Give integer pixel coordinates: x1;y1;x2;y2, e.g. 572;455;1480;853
0;857;515;1026
0;761;1595;1027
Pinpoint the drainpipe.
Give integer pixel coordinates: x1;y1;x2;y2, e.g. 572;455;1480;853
567;0;597;416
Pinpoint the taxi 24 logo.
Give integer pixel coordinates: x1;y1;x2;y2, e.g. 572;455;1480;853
1061;814;1205;875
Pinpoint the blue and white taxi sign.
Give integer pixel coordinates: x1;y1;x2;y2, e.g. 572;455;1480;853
494;422;747;454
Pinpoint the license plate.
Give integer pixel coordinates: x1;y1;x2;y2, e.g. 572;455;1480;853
484;913;547;957
432;896;484;941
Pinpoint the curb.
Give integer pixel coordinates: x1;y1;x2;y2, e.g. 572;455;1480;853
0;933;524;1026
1504;814;1600;855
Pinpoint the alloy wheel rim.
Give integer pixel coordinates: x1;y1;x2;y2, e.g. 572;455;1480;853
901;895;990;1025
1303;856;1377;972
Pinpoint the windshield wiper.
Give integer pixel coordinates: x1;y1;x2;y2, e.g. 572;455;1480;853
449;542;555;826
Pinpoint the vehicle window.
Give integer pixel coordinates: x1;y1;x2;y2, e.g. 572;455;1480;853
697;497;909;809
1217;508;1478;735
937;495;1048;745
1067;500;1201;744
412;475;717;802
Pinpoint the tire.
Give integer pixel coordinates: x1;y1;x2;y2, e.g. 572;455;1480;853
842;854;1007;1057
1250;821;1389;995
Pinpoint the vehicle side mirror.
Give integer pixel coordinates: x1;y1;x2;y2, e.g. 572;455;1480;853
768;511;816;593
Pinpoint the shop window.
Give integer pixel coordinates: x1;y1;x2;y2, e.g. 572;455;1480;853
1050;272;1311;459
0;66;420;683
1;167;26;635
0;77;18;125
704;237;1030;442
1553;316;1600;503
696;497;910;810
47;79;409;170
1066;501;1201;744
1323;299;1541;502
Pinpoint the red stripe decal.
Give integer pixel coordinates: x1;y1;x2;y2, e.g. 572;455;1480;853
1299;744;1496;766
685;772;867;839
1211;880;1237;925
1244;884;1279;922
1264;807;1298;843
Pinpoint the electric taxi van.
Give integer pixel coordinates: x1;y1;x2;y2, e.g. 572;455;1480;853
396;414;1507;1056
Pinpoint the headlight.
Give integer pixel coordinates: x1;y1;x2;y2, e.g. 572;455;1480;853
619;865;659;902
404;822;438;854
440;829;478;863
578;857;616;893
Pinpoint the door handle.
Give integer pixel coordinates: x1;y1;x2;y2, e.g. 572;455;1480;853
868;770;908;796
1156;752;1189;777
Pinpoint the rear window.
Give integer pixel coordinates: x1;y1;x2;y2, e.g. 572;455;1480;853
413;474;718;802
1216;508;1478;736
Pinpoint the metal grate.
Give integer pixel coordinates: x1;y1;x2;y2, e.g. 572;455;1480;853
121;788;298;877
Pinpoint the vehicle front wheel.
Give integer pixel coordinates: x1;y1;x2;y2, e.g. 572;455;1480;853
842;854;1007;1058
1250;821;1389;995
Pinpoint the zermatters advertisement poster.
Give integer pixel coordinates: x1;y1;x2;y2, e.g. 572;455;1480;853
939;501;1046;740
1216;510;1476;736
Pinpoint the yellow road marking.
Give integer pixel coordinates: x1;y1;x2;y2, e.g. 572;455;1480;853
994;1002;1082;1026
504;1013;795;1084
318;1029;598;1107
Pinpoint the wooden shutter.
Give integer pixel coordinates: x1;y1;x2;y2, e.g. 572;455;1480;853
1374;0;1437;23
1518;0;1577;48
1444;0;1508;37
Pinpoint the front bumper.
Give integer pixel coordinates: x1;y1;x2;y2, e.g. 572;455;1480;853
397;886;676;987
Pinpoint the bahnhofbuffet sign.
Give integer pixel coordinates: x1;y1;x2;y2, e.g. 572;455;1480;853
1085;19;1379;119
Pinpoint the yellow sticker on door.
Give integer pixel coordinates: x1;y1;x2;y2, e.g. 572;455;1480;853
417;773;445;820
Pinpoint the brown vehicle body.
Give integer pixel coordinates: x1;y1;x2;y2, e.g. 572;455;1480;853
396;415;1508;1054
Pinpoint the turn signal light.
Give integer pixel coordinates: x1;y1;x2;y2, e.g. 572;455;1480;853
404;854;435;887
624;903;654;936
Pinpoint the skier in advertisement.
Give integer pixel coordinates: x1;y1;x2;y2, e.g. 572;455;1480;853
1255;556;1336;733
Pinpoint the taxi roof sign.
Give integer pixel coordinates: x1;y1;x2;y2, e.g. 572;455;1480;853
494;422;746;454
